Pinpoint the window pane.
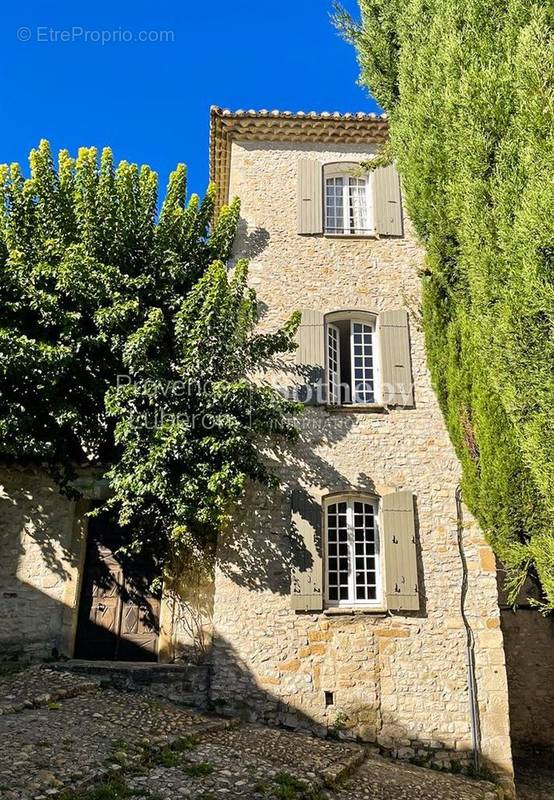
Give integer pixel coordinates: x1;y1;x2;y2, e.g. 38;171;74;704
326;500;350;604
348;177;368;234
327;498;378;606
353;503;378;601
325;177;345;233
352;322;375;404
325;174;370;235
327;325;340;405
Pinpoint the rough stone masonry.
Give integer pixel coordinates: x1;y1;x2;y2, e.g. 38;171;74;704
206;117;515;796
0;110;529;799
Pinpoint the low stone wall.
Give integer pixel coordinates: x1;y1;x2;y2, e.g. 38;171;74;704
501;607;554;754
50;661;211;709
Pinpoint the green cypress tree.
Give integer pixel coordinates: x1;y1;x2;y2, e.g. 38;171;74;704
337;0;554;608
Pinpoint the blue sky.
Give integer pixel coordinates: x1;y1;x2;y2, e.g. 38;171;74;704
1;1;379;198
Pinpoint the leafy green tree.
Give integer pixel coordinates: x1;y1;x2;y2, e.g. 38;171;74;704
0;141;300;562
338;0;554;607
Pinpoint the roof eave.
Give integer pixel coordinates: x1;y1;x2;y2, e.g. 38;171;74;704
209;105;389;213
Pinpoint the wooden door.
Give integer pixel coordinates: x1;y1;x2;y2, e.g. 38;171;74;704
75;510;161;661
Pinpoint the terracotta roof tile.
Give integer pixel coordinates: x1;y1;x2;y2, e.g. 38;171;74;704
209;105;389;212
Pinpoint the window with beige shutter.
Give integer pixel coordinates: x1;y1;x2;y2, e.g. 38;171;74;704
295;308;413;407
381;490;420;611
373;163;403;236
297;159;403;238
290;489;420;613
297;159;323;235
290;489;323;612
379;310;414;406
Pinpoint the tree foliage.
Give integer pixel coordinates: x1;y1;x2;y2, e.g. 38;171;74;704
0;141;300;561
339;0;554;607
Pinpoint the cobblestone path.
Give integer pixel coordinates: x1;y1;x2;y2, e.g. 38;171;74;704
0;666;547;800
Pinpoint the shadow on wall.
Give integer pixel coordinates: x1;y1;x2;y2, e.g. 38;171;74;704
0;468;81;660
234;220;270;261
0;398;430;658
214;431;429;618
205;630;514;789
498;571;554;756
0;472;163;663
0;469;78;581
0;465;517;796
0;559;515;794
214;414;386;593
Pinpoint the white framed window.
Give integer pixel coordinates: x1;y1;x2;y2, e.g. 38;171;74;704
351;320;375;403
324;164;373;236
327;323;341;405
325;312;380;406
325;496;381;607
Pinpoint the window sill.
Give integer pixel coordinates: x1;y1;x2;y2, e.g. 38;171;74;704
323;232;378;240
325;403;388;414
323;607;388;616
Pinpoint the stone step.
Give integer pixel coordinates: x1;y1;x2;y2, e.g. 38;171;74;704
48;658;210;709
0;665;98;715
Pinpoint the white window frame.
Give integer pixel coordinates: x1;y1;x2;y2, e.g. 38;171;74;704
324;312;381;406
350;318;377;404
323;165;374;236
327;323;341;405
324;495;382;608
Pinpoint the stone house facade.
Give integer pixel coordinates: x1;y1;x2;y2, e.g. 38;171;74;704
3;106;554;797
206;108;515;794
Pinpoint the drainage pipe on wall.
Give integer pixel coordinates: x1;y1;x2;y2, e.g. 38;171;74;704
455;485;482;775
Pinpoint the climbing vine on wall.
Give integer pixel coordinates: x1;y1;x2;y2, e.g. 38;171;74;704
0;141;300;563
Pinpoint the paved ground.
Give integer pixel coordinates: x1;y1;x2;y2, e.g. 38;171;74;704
514;758;554;800
0;666;550;800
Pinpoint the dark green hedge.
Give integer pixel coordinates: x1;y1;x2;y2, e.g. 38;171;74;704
339;0;554;607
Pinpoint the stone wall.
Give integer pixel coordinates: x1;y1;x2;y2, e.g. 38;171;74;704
501;607;554;754
159;560;215;665
209;139;515;794
0;467;82;661
0;466;200;665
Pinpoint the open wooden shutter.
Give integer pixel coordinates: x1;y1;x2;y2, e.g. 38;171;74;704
295;309;325;404
379;309;414;407
373;164;403;236
290;489;323;612
297;159;323;235
382;491;420;611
